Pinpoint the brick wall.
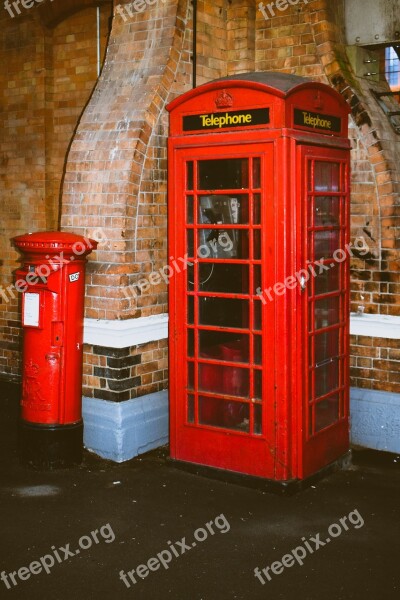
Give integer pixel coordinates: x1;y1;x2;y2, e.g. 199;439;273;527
254;0;400;320
83;339;168;401
255;0;325;78
0;2;112;378
1;0;399;404
0;13;47;378
350;335;400;394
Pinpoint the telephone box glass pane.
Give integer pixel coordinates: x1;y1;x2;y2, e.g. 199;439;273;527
253;230;261;260
315;197;340;227
187;362;194;390
254;335;262;365
187;265;194;291
187;394;194;423
254;370;262;399
314;162;340;192
315;394;340;432
198;159;249;190
314;230;341;260
199;264;249;294
253;264;261;293
312;329;340;367
314;358;340;399
254;301;262;331
199;364;249;397
314;263;340;296
186;161;194;190
187;229;194;258
181;154;265;438
197;229;249;259
314;296;340;330
199;297;249;328
254;403;262;435
186;196;194;224
307;159;346;439
198;195;249;224
199;397;250;432
253;158;261;189
253;193;261;225
187;296;194;324
199;332;249;363
187;329;194;356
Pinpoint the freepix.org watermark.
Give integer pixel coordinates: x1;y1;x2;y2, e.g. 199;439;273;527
254;509;365;585
122;231;234;301
256;237;370;305
1;523;115;590
115;0;168;22
119;513;231;588
0;227;109;306
258;0;309;21
3;0;53;19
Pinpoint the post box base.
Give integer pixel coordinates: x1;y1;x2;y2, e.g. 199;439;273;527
18;421;83;470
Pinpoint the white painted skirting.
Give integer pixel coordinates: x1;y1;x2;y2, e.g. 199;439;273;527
83;312;400;350
83;313;168;348
350;313;400;340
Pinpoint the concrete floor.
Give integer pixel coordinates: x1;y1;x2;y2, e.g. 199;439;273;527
0;381;399;600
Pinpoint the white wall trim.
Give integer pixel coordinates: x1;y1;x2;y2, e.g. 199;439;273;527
84;313;168;348
350;313;400;340
83;312;399;349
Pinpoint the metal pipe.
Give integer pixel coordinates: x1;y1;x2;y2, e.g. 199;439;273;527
97;6;101;77
192;0;197;88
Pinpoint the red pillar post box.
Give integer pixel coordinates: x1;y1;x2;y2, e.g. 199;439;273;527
13;232;97;469
167;72;351;491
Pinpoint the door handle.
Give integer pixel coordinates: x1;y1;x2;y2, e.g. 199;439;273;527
300;275;307;291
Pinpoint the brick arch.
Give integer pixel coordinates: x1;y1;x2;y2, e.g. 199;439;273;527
307;0;400;315
60;0;192;320
38;0;111;29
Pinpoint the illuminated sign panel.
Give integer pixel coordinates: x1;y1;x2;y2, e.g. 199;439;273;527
294;109;341;133
183;108;270;131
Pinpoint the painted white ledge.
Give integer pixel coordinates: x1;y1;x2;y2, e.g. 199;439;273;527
350;313;400;340
83;312;399;349
83;313;168;348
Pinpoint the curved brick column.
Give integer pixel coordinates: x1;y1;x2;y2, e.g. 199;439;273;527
61;0;192;322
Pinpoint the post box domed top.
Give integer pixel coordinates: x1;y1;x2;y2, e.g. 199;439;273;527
13;231;97;256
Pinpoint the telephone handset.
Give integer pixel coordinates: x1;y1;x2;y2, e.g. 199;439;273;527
198;195;238;259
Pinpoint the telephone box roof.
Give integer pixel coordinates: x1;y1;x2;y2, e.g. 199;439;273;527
212;71;310;93
167;71;349;112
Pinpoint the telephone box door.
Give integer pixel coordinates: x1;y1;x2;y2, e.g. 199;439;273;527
169;143;276;478
297;146;350;478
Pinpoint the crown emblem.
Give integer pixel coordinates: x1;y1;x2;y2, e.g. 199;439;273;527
215;89;234;109
313;91;324;110
25;359;39;378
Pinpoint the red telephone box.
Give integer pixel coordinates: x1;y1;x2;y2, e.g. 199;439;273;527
167;72;351;486
13;232;97;469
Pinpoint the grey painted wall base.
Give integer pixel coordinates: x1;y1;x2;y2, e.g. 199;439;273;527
350;387;400;454
82;387;400;463
82;391;168;463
